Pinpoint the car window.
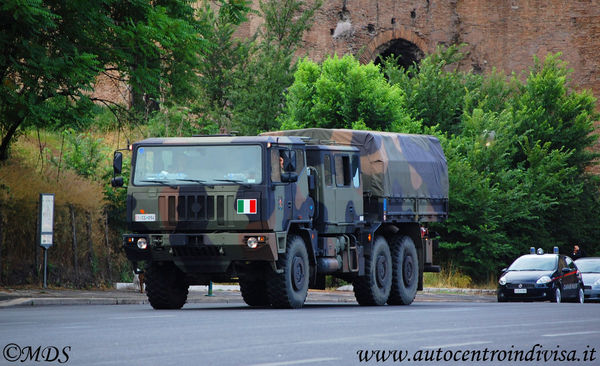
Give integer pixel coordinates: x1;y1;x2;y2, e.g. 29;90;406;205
558;257;567;270
575;259;600;273
565;256;576;270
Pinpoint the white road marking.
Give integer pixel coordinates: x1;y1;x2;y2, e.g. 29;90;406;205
247;358;341;366
542;331;600;337
420;341;492;349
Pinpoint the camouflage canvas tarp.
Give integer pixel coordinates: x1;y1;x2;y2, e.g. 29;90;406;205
263;129;448;200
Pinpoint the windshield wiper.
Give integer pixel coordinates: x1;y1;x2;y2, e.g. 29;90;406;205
214;179;251;188
140;179;178;189
175;179;215;188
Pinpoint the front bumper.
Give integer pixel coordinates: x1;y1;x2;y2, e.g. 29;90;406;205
497;285;554;302
583;286;600;301
123;232;279;273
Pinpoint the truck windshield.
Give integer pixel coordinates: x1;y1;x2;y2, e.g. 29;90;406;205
132;145;263;186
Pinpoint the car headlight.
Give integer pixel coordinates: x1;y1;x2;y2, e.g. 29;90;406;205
536;276;552;285
499;276;507;286
593;278;600;287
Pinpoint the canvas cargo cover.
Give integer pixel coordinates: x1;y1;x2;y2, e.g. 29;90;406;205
263;129;449;200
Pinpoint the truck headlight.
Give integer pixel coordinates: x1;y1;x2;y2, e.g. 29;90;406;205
137;238;148;250
247;237;258;249
499;276;507;286
536;276;551;285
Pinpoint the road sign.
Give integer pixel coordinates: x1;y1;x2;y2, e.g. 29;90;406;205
38;194;54;249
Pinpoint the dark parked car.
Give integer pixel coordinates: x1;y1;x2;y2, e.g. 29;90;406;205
497;252;584;303
575;257;600;302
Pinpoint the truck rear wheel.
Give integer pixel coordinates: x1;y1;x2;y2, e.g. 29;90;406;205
145;262;189;310
240;278;270;306
267;235;309;309
387;235;418;305
353;236;392;306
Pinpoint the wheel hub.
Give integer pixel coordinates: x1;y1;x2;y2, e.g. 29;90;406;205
292;256;305;291
376;255;388;288
403;254;414;287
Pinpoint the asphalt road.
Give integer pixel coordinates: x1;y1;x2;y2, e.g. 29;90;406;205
1;301;599;366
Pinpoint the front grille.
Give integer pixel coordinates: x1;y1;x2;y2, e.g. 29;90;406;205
506;283;536;289
172;245;226;257
160;194;234;225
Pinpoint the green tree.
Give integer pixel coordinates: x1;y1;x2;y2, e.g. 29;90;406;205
0;0;206;160
280;54;420;133
229;0;322;135
286;48;600;281
194;0;253;132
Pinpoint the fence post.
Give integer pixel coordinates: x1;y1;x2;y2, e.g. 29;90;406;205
0;209;3;284
70;205;79;278
87;211;95;277
104;208;112;283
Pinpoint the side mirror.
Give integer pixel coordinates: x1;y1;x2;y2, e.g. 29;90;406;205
112;151;124;187
113;151;123;175
281;172;298;183
111;177;124;188
280;150;297;172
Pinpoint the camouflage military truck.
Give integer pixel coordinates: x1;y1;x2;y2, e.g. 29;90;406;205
111;128;448;309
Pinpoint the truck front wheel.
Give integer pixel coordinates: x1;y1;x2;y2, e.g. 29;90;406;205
240;278;270;306
267;235;309;309
145;262;189;310
387;235;418;305
353;236;392;306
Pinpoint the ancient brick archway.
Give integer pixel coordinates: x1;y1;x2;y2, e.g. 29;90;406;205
359;27;432;67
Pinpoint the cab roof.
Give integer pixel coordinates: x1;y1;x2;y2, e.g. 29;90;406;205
134;135;306;146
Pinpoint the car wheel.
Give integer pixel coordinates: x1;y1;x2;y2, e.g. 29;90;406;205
577;287;585;304
554;287;562;304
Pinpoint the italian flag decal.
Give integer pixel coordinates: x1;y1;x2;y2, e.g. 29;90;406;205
237;199;257;214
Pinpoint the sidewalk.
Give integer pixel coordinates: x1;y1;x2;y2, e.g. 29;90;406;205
0;284;495;308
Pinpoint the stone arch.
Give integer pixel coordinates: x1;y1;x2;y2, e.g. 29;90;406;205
359;27;432;67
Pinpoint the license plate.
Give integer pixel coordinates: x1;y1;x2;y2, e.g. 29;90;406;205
135;214;156;222
514;288;527;294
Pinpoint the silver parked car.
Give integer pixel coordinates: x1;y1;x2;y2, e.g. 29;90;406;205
575;257;600;302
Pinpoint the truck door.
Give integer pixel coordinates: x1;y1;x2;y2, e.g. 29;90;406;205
270;148;293;231
333;154;362;224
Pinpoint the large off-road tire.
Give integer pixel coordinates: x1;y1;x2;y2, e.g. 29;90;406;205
387;235;419;305
267;235;309;309
145;262;189;310
353;236;392;306
239;278;270;306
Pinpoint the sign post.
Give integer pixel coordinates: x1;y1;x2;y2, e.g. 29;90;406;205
38;194;54;288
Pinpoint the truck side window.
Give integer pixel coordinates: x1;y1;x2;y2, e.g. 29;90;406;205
271;149;282;182
351;154;360;188
335;155;351;186
295;149;305;172
324;154;332;186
